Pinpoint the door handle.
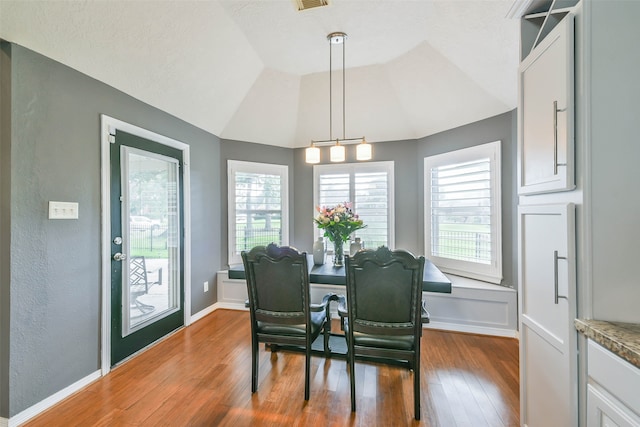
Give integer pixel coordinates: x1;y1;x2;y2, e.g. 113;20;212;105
113;252;127;262
553;100;567;175
553;250;568;304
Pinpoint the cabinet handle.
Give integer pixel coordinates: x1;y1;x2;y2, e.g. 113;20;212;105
553;101;567;175
554;250;568;304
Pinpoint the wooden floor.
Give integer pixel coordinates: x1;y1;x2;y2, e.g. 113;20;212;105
24;309;519;426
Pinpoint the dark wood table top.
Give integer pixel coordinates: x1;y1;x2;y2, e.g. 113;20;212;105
228;255;451;294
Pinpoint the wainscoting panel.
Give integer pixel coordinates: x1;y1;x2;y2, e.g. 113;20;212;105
217;271;518;337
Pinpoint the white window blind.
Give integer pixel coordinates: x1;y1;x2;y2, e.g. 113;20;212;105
314;162;394;250
228;160;288;265
424;141;502;284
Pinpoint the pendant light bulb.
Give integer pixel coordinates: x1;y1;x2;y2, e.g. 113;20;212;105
305;144;320;164
356;139;372;161
330;141;345;162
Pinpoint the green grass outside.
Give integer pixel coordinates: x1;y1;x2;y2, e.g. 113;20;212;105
434;223;491;263
130;232;169;259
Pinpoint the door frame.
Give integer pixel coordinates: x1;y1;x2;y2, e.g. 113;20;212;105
100;114;191;375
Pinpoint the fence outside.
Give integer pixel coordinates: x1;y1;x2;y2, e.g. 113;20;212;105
434;230;491;264
236;227;282;253
130;225;168;256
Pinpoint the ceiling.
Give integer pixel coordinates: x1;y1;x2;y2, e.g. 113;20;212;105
0;0;519;148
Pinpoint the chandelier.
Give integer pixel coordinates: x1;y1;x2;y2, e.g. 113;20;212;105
305;32;372;164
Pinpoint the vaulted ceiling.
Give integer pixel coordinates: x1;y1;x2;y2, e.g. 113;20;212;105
0;0;519;148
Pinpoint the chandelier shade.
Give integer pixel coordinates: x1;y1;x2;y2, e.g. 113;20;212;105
305;144;320;164
330;142;346;162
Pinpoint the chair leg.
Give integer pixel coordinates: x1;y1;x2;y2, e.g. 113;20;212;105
251;336;258;393
349;348;356;412
414;358;420;421
323;322;331;357
304;347;311;401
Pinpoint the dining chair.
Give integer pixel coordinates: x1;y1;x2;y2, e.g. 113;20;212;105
343;246;425;420
241;243;332;400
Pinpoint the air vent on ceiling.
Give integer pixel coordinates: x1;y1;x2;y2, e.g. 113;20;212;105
293;0;329;11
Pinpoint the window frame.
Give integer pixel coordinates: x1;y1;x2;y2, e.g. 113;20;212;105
227;160;289;265
313;161;395;249
424;141;502;284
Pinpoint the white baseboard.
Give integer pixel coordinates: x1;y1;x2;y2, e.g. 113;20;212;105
8;370;101;427
213;302;248;311
0;417;7;427
190;302;223;323
425;321;518;338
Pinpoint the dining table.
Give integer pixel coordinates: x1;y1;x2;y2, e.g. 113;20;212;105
228;254;452;293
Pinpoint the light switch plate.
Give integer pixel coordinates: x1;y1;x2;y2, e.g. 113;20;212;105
49;201;79;219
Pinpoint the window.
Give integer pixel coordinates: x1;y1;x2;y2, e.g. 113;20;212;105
313;161;394;249
228;160;288;264
424;141;502;284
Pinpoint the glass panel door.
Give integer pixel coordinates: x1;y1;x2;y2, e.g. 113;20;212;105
122;147;180;335
110;129;184;366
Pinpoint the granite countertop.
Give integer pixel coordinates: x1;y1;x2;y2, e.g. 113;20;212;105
575;319;640;369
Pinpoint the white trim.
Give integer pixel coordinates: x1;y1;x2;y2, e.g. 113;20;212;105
227;160;289;265
424;140;502;284
212;301;249;312
424;321;518;338
7;370;101;427
506;0;534;19
312;161;395;248
100;115;192;376
190;302;224;323
579;0;592;321
423;275;517;338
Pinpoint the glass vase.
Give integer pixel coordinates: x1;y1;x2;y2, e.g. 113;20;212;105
333;239;344;268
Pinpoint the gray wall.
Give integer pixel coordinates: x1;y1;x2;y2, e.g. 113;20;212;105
219;139;295;271
417;110;518;288
292;111;517;288
1;42;221;417
0;40;11;418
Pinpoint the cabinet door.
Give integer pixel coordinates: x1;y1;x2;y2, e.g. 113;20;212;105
588;385;640;427
518;15;574;195
519;203;577;427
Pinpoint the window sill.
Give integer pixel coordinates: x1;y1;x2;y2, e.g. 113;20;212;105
445;274;515;293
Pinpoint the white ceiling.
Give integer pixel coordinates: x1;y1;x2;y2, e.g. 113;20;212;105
0;0;519;148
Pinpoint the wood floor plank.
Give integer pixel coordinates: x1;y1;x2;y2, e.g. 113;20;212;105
23;309;519;426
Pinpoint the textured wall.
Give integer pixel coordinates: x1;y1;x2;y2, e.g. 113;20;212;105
5;43;221;417
0;42;12;418
417;110;518;288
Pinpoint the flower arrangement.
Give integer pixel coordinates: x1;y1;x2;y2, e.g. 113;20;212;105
314;202;366;243
314;203;366;266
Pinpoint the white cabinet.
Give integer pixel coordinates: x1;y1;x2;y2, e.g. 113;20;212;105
518;14;575;195
518;203;577;427
587;340;640;427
